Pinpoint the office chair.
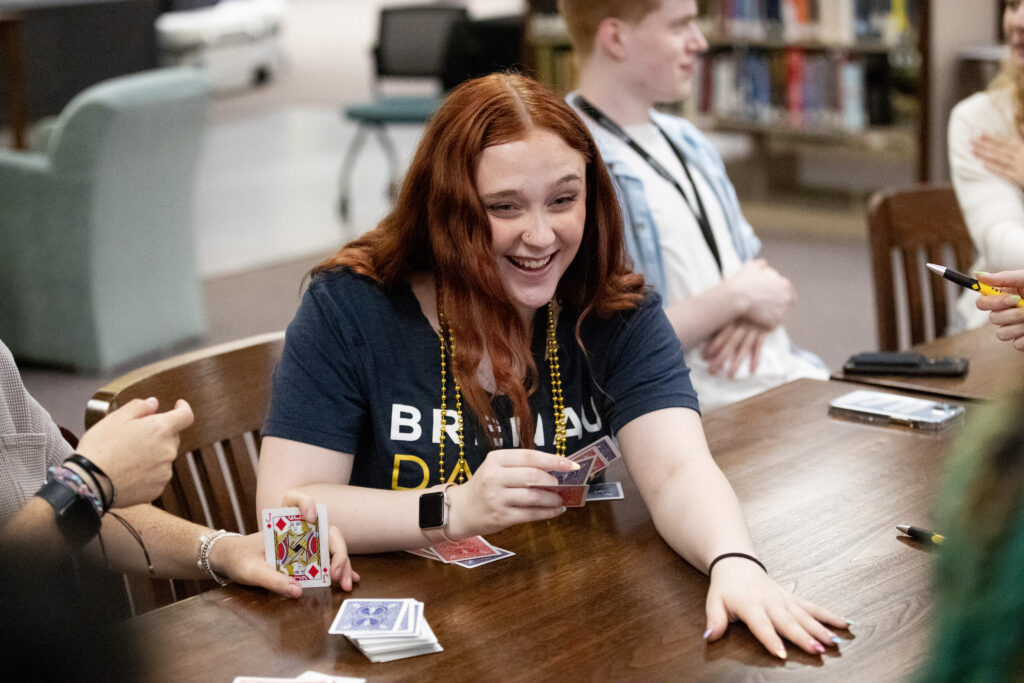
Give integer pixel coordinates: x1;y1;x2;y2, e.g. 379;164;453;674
85;332;285;614
867;183;975;350
337;3;468;221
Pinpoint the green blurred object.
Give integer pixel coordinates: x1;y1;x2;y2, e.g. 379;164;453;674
918;392;1024;682
0;68;208;371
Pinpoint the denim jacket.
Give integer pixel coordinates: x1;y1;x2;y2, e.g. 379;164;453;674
569;93;761;296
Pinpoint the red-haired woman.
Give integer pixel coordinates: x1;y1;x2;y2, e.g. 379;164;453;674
256;73;847;658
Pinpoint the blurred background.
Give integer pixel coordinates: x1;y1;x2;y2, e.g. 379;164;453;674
0;0;1002;431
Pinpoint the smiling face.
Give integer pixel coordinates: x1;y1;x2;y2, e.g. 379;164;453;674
475;127;587;326
1007;0;1024;68
619;0;708;104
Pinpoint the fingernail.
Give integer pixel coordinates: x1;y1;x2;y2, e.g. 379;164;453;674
1011;295;1021;305
702;628;712;640
569;461;580;470
844;618;855;626
830;635;842;645
973;270;988;276
812;642;825;654
561;506;567;513
776;648;787;660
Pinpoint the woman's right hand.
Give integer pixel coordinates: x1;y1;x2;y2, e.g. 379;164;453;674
445;449;575;538
977;270;1024;350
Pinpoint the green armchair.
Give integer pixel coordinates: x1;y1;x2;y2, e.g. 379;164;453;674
0;68;209;371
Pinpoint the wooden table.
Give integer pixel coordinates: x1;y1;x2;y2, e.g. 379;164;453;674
832;325;1024;402
128;379;962;682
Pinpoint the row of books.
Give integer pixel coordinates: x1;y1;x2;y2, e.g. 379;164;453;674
692;48;894;133
699;0;915;47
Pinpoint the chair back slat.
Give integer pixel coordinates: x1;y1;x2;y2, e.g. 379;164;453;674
85;332;285;615
867;184;974;350
193;444;237;532
224;432;261;533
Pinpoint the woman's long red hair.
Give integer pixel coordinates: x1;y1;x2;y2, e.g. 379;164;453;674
313;73;643;448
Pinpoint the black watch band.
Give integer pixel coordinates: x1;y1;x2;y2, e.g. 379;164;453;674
35;479;102;550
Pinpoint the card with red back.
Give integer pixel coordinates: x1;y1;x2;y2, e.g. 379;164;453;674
534;484;589;507
548;455;593;486
569;446;605;474
568;436;621;475
261;504;331;587
430;535;502;563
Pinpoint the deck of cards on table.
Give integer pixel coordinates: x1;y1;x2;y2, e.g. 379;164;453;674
330;598;442;662
405;535;515;567
262;504;332;586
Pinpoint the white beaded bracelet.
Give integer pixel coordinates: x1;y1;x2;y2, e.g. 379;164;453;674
197;529;241;586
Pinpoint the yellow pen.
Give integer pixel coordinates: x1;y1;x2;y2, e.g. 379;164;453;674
896;524;945;546
926;263;1024;305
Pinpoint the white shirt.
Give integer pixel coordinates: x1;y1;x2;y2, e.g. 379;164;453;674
948;87;1024;330
592;122;827;409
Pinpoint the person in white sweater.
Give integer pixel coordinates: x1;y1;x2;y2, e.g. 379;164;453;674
948;0;1024;330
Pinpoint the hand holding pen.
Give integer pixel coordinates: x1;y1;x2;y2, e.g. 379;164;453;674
927;265;1024;351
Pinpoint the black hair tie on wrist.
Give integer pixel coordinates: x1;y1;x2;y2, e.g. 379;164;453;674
707;552;767;576
65;453;115;512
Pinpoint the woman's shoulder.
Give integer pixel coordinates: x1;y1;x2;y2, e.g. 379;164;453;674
952;88;1014;125
306;267;409;319
308;267;386;301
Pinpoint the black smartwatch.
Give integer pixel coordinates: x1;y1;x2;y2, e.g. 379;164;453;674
35;479;102;550
419;486;452;543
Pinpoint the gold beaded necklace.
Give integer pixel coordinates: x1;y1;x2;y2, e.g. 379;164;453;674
437;300;566;484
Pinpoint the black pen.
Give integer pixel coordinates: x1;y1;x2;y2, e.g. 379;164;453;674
926;263;1024;306
896;524;945;546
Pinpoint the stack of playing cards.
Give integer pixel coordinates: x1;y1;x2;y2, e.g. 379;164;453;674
329;598;442;663
405;535;515;567
262;504;332;586
528;435;623;507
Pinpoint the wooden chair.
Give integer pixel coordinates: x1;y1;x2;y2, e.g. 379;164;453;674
867;183;975;351
84;331;284;614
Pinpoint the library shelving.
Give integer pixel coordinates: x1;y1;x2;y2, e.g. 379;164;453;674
525;0;999;208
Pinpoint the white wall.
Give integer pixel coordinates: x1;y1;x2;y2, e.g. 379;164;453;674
928;1;998;180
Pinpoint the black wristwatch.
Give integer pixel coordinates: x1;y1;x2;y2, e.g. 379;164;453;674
35;479;102;550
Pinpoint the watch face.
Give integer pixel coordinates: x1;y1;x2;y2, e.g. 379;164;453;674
419;491;446;529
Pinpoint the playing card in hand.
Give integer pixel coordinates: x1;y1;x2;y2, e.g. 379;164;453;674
549;455;593;486
261;505;331;587
568;435;621;475
533;484;589;507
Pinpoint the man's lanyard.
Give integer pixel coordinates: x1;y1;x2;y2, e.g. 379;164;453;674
574;95;722;273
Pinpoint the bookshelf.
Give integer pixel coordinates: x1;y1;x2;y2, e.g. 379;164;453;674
525;0;1000;228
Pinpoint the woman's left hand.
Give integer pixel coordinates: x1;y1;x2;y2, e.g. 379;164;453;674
703;557;849;658
207;488;360;597
971;134;1024;187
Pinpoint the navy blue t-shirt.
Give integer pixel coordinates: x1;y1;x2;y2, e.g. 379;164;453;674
263;268;699;490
